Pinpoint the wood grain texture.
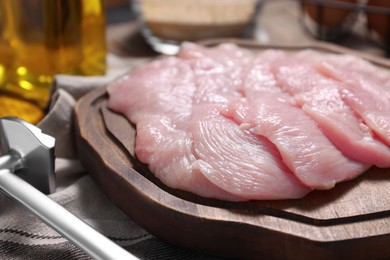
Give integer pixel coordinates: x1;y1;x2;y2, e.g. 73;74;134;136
74;41;390;259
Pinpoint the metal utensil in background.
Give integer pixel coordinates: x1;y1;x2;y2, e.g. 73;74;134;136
0;117;138;260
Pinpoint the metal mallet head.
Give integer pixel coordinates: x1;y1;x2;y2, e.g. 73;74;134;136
0;117;55;194
0;117;137;259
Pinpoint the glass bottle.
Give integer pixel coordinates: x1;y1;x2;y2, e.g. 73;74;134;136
0;0;106;124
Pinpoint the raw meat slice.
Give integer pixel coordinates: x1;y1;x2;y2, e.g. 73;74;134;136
107;57;196;124
107;45;311;200
271;57;390;167
189;105;311;199
312;54;390;147
239;96;368;189
108;57;245;201
340;86;390;147
190;53;242;105
182;46;311;197
179;42;252;101
135;116;244;201
107;43;385;201
307;51;390;85
179;42;253;76
235;56;369;189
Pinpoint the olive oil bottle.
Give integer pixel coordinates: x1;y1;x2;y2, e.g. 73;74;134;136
0;0;106;123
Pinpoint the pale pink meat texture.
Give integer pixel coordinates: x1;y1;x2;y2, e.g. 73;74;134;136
134;116;244;201
180;44;310;198
179;42;253;73
234;56;368;189
179;42;252;97
108;57;195;123
266;51;390;167
107;43;390;201
309;53;390;147
109;44;311;200
108;56;244;201
189;104;310;199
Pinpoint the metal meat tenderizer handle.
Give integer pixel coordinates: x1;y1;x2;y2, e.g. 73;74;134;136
0;117;138;260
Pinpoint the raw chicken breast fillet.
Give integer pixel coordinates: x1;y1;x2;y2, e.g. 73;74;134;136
107;43;390;201
189;104;310;199
309;52;390;147
266;50;390;167
109;55;245;201
233;55;368;189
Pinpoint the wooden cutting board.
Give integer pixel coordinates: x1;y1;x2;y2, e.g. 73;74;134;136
74;41;390;259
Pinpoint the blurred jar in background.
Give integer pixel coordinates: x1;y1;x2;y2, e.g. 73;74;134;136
301;0;359;41
0;0;106;124
134;0;262;55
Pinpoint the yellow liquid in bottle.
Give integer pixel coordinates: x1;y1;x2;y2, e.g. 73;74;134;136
0;0;106;124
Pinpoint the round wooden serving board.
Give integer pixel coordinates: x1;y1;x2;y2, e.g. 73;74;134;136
74;41;390;259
